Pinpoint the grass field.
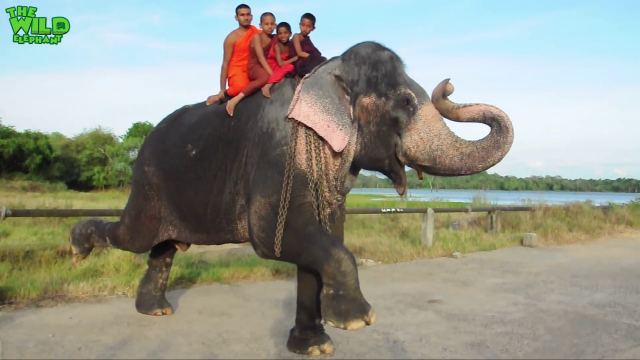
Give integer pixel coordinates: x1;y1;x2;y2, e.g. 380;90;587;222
1;179;640;309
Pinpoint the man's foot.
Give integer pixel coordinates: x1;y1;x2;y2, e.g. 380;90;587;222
261;85;272;98
206;94;220;106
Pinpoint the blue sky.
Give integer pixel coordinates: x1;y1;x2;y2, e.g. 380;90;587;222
1;0;639;180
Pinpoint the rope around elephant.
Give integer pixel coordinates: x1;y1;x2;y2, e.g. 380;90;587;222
275;120;332;257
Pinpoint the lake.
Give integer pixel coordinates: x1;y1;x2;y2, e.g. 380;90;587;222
349;188;640;206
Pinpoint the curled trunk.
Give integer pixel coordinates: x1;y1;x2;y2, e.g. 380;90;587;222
403;79;514;177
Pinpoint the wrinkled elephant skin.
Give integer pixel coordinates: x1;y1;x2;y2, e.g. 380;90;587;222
68;41;514;356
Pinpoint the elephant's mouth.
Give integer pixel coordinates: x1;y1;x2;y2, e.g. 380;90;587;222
387;149;408;197
411;166;423;180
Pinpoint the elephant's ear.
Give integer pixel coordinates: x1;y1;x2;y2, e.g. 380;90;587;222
286;56;352;153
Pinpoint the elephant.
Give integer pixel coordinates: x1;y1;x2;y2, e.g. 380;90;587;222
68;41;514;356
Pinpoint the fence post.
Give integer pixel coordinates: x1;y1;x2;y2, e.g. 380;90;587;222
488;210;501;233
422;208;434;248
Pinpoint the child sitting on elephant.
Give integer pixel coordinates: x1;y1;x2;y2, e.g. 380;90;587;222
261;21;298;98
288;13;326;78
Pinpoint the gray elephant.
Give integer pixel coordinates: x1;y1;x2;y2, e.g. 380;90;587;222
69;41;514;356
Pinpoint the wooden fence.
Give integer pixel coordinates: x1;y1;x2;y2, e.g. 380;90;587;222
0;204;614;249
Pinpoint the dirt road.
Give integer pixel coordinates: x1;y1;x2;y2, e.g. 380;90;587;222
2;237;640;359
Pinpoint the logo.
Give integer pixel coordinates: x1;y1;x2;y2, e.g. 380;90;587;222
5;6;70;45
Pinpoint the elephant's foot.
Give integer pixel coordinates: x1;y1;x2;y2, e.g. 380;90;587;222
135;241;178;316
286;326;335;356
320;287;377;331
135;295;174;316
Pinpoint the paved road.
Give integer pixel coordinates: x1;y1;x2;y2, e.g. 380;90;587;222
2;237;640;359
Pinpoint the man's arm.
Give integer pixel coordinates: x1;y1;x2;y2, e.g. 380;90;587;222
219;32;236;92
292;34;309;58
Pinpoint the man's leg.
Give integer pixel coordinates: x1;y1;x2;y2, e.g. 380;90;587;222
227;72;251;98
227;67;269;116
207;71;250;106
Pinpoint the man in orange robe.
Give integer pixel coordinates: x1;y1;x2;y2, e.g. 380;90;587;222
206;4;261;106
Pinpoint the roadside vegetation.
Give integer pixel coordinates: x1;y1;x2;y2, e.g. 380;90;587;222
2;118;639;194
2;180;639;310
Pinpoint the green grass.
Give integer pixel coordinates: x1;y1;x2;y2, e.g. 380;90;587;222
1;181;640;309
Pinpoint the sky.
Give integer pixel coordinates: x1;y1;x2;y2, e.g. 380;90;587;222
1;0;639;180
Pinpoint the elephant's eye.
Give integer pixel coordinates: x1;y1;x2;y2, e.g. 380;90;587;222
402;97;411;107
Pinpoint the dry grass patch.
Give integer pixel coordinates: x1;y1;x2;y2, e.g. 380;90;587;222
1;183;639;309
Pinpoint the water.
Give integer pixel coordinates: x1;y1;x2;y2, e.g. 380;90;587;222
349;188;640;206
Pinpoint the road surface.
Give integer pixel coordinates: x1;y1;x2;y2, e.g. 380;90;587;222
1;237;640;359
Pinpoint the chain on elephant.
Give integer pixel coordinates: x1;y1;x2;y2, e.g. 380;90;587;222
274;120;334;257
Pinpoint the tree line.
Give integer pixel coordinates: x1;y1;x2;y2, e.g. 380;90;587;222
1;118;154;191
1;118;638;193
354;170;640;193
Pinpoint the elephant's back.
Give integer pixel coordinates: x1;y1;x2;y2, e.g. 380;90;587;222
127;81;299;238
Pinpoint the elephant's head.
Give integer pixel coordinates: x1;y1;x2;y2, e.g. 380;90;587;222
287;41;514;196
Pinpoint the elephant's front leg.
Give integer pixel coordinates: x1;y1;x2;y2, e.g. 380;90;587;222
287;267;335;356
287;203;346;356
305;202;374;331
316;236;376;331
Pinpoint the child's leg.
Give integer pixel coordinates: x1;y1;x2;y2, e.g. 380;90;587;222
262;64;295;98
227;66;270;116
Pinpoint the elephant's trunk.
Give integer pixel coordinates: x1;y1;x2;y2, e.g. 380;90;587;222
401;79;514;177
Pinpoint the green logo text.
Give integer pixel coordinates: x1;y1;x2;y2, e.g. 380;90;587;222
5;6;70;45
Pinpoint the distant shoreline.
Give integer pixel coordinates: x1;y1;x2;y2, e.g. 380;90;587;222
352;187;640;194
349;188;640;206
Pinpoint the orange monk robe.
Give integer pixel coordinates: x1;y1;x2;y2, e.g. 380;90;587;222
226;25;261;97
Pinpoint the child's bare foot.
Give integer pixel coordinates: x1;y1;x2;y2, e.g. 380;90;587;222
226;98;239;116
261;85;272;98
226;93;245;116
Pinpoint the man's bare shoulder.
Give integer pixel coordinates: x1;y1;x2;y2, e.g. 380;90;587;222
224;28;245;44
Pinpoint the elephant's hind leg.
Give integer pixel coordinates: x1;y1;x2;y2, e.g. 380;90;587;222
135;240;179;316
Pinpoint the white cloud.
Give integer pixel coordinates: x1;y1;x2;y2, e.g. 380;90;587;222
405;9;570;51
527;161;544;169
59;12;183;52
205;2;303;17
0;64;219;138
389;48;640;180
204;1;234;17
1;35;639;180
614;168;628;177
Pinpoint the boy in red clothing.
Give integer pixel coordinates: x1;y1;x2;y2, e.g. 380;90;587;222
261;22;298;98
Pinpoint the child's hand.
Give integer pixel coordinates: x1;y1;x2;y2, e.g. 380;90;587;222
300;52;310;58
